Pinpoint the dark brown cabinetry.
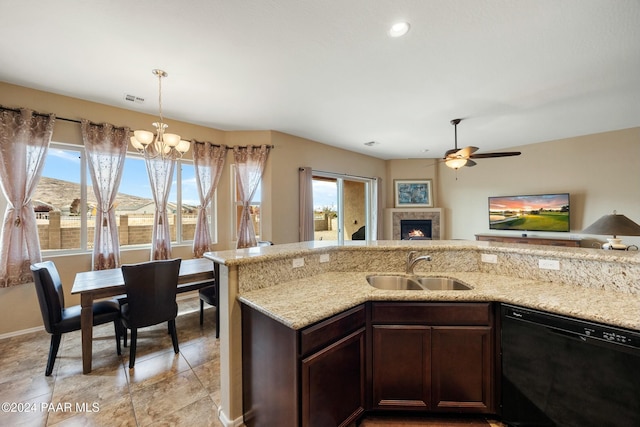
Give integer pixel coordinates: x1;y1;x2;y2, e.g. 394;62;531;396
370;302;496;414
372;325;431;409
242;301;497;425
475;233;580;247
242;303;365;427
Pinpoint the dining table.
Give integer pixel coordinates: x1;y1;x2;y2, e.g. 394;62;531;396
71;258;217;374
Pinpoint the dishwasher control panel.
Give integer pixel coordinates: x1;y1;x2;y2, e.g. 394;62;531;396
502;304;640;350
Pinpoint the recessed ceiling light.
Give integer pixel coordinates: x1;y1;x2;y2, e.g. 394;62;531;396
389;21;410;37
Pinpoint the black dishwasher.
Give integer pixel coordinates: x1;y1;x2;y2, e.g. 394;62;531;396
501;303;640;427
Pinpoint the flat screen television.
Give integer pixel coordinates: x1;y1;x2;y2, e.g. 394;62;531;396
489;193;570;232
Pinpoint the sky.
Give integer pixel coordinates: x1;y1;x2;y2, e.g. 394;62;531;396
312;180;337;210
489;194;569;212
43;147;200;205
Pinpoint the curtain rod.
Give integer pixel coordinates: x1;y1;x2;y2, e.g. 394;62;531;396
1;105;81;124
304;168;375;181
1;105;275;150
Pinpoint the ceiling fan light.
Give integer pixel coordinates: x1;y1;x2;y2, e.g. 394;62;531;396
445;158;467;169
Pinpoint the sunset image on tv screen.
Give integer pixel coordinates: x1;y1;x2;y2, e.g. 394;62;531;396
489;194;570;232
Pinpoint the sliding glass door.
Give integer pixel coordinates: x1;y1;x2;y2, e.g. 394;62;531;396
312;172;376;243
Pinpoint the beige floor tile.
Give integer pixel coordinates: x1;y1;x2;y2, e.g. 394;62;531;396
47;364;129;425
130;369;209;426
148;395;223;427
46;395;136;427
0;393;50;427
193;358;221;396
179;334;220;368
126;351;192;392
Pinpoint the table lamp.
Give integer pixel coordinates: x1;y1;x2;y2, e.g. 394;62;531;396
581;211;640;250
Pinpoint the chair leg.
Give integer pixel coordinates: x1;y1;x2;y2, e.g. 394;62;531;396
46;334;62;376
129;329;137;369
169;319;179;354
113;321;122;356
199;299;204;325
123;326;128;347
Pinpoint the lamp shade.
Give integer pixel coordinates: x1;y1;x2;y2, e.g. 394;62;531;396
581;212;640;237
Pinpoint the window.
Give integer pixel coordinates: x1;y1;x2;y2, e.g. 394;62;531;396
33;142;208;253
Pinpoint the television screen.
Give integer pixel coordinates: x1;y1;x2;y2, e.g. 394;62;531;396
489;193;570;232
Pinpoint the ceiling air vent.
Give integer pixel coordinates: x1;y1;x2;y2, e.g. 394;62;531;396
123;93;145;104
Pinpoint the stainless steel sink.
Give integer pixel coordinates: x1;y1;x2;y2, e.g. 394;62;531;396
366;275;423;290
414;277;472;291
366;274;472;291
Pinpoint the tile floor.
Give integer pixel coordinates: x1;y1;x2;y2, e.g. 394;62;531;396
0;296;506;427
0;296;223;427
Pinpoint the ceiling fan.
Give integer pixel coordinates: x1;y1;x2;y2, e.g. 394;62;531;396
443;118;521;169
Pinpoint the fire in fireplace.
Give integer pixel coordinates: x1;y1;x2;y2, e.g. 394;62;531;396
400;219;432;240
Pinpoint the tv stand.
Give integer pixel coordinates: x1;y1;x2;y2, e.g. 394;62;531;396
475;234;580;247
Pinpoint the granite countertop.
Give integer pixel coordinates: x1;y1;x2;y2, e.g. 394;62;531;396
238;271;640;331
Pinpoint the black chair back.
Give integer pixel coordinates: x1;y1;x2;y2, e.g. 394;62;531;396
121;259;181;329
31;261;66;334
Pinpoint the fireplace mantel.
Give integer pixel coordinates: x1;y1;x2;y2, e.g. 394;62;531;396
384;208;443;240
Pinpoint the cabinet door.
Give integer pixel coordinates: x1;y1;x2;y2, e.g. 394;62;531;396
301;328;365;427
372;325;431;410
431;326;494;413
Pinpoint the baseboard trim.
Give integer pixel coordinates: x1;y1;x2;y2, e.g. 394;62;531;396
218;406;244;427
0;325;44;340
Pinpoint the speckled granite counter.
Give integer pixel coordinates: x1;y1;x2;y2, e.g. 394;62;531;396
206;240;640;331
238;271;640;331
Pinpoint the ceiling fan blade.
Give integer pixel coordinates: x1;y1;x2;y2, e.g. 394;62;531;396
457;146;479;157
464;159;477;167
443;148;458;159
469;151;521;159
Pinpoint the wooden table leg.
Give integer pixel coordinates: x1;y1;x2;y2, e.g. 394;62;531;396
80;293;94;374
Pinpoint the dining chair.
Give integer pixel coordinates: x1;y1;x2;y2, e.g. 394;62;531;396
30;261;122;376
198;285;220;338
120;258;181;369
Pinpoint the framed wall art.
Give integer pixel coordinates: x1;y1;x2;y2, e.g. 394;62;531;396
394;179;433;208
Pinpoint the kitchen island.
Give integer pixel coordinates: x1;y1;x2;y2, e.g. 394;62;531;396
204;240;640;426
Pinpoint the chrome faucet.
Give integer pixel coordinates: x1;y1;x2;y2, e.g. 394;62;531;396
406;251;431;274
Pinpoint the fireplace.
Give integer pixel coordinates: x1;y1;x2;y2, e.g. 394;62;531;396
401;219;432;240
385;208;442;240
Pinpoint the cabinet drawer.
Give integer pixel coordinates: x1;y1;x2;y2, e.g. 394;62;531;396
299;305;365;357
372;302;492;326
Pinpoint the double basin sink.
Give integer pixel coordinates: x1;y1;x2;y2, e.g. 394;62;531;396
366;274;472;291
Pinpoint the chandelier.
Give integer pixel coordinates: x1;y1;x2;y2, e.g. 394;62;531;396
130;69;190;159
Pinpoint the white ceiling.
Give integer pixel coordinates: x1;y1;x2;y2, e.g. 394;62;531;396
1;0;639;160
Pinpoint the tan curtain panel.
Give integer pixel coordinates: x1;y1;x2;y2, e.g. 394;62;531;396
81;120;129;270
233;145;270;249
298;167;314;242
192;141;227;257
0;108;54;287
